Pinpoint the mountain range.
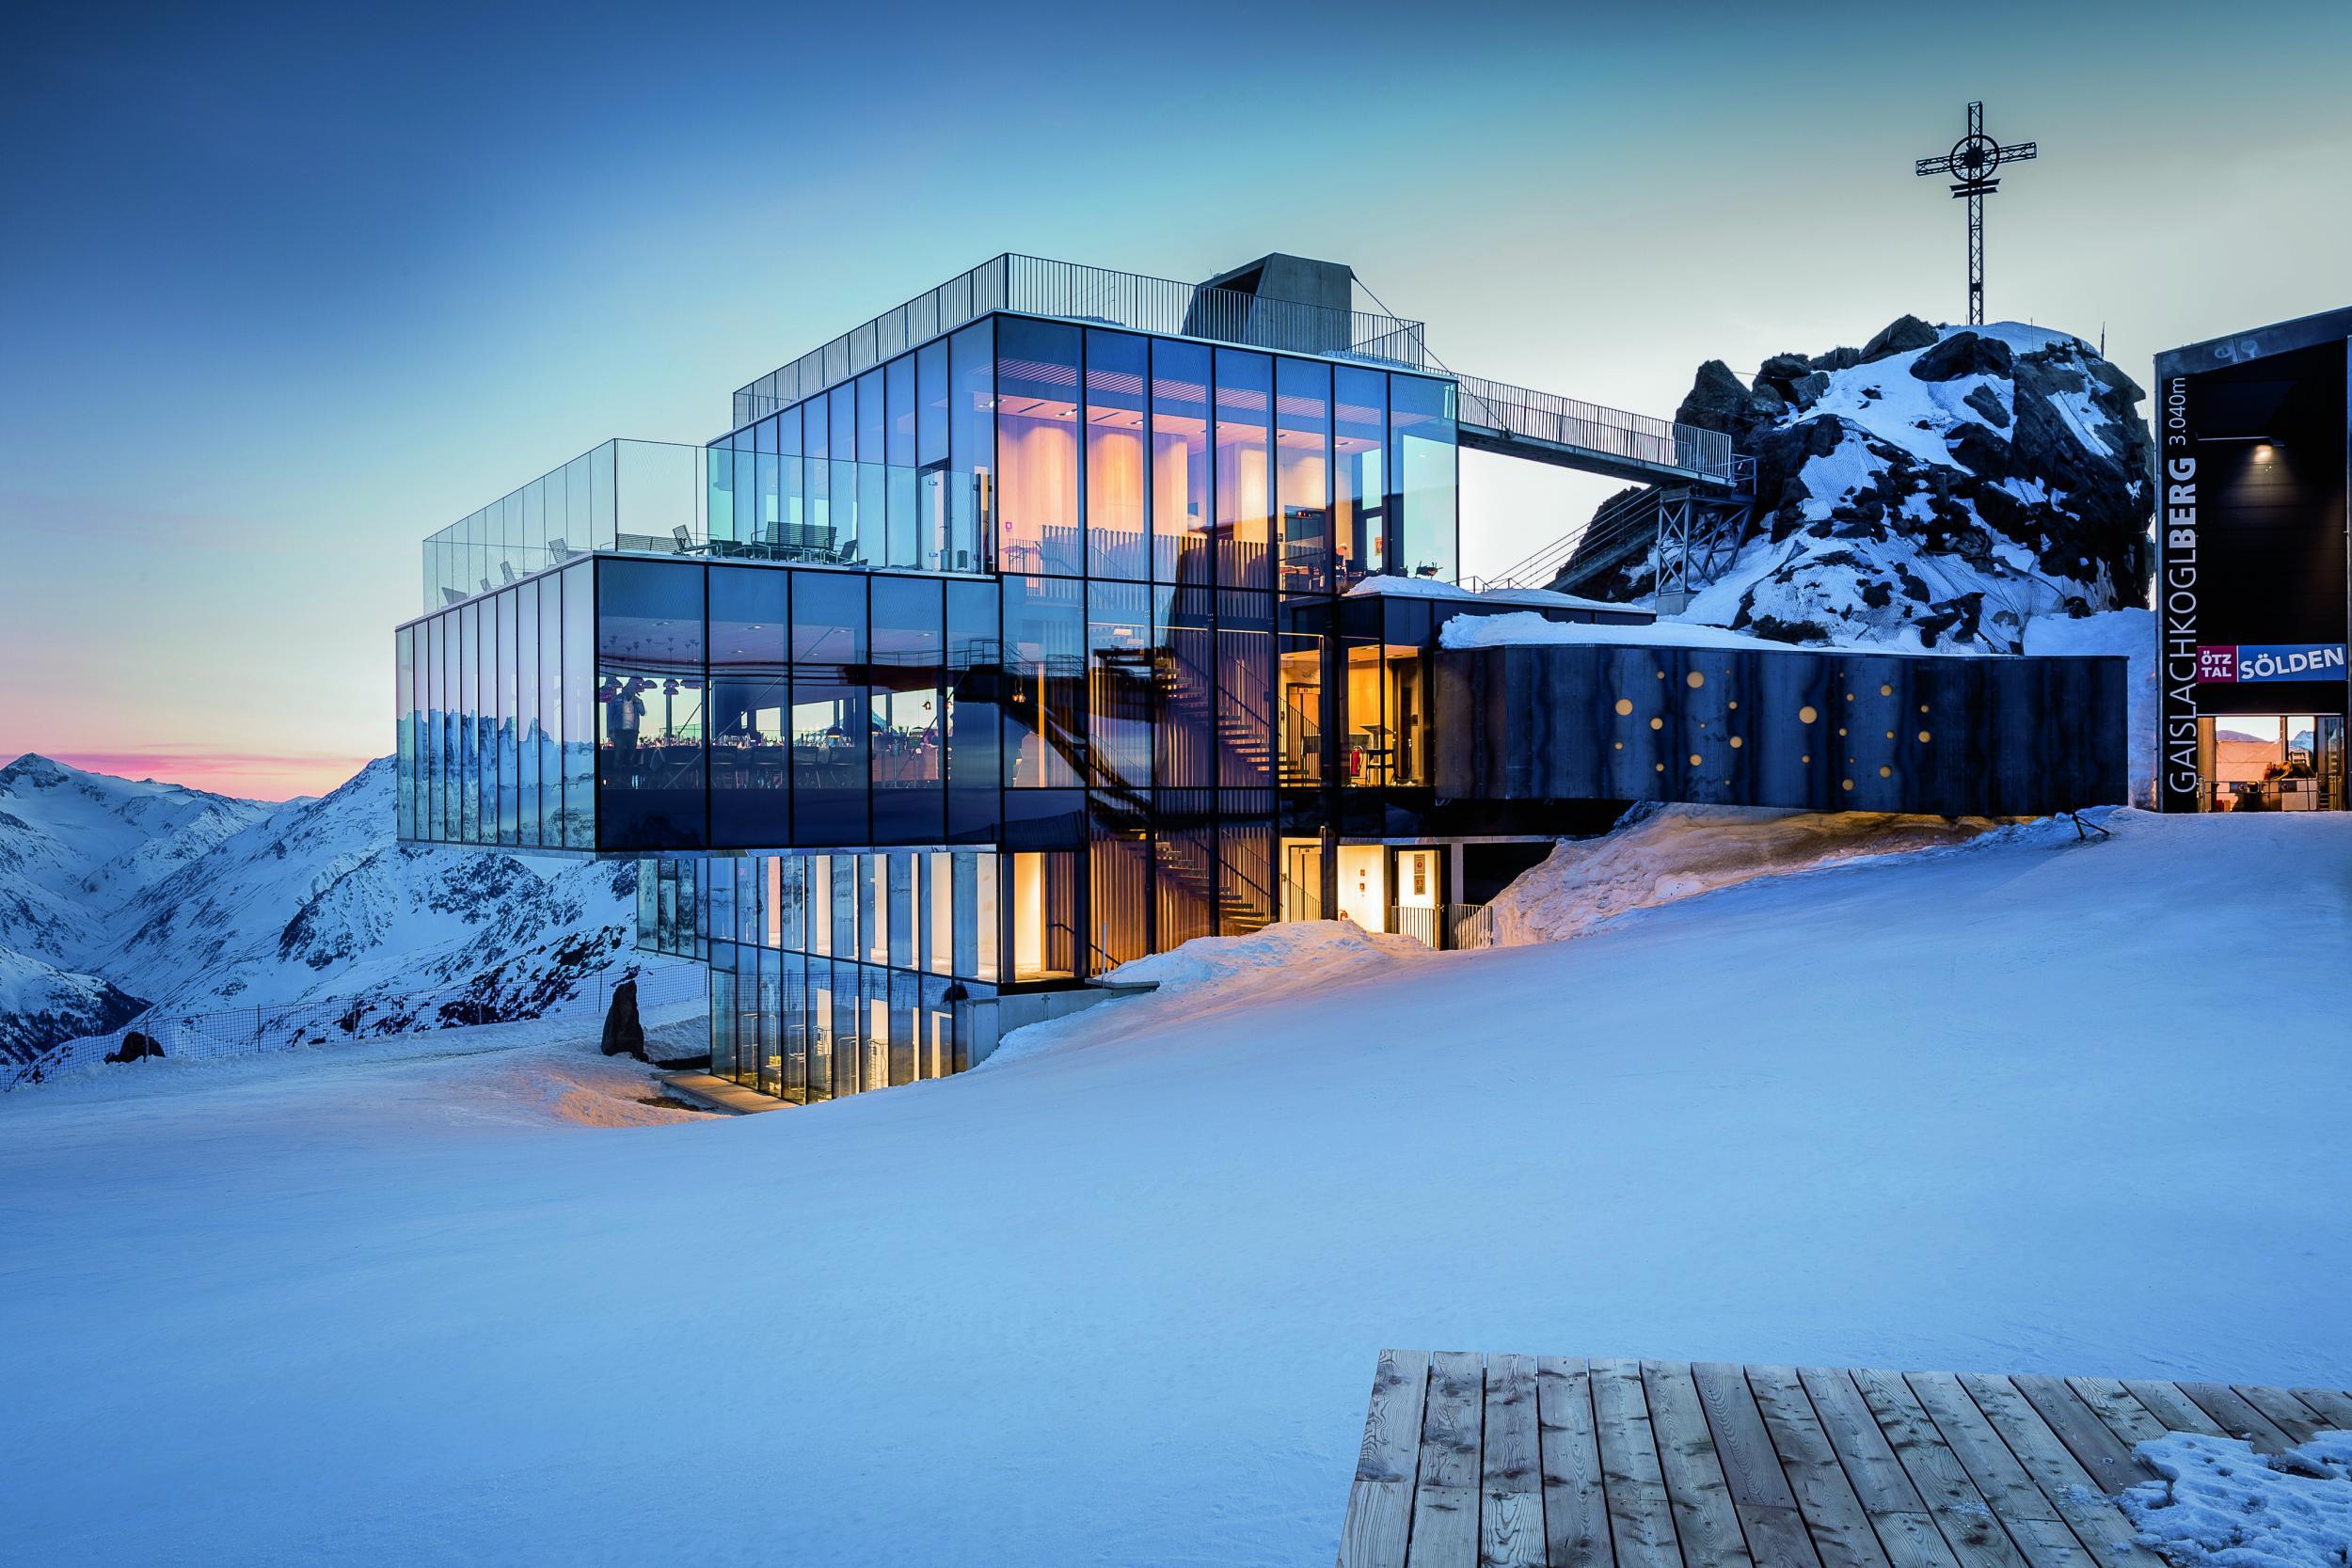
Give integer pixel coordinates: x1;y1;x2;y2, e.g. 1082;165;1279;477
0;753;642;1067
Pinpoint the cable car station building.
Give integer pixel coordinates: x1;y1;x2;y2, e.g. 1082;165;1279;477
2154;307;2351;813
392;253;2129;1101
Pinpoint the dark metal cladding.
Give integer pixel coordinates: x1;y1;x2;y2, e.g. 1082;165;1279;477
1434;643;2128;816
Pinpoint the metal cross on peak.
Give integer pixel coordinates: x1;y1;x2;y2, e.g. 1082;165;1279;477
1914;100;2039;326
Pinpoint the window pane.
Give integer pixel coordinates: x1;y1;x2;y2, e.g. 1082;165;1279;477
707;437;737;547
951;320;994;574
1153;586;1215;790
395;626;415;840
562;562;595;847
709;566;790;847
791;571;868;844
870;575;945;843
1152;339;1211;584
1153;810;1214;952
1278;599;1329;789
1085;329;1148;579
1334;367;1388;586
1215;349;1272;590
1391;373;1458;583
945;578;1002;842
1087;581;1152;791
1216;590;1273;789
596;559;706;848
804;393;832;556
1002;573;1082;788
516;586;538;847
497;589;518;846
461;598;480;843
885;355;918;569
1218;817;1274;936
538;572;563;847
996;317;1079;577
1276;357;1331;594
1089;793;1150;974
830;382;861;565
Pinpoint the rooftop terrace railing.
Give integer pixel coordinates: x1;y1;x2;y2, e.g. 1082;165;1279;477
729;253;1430;428
420;439;704;612
1454;373;1737;483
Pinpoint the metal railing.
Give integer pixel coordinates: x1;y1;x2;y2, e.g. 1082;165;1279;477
732;253;1430;427
3;963;707;1093
1446;901;1497;951
1455;374;1737;483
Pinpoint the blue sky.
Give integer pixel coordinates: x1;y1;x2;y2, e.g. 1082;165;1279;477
4;0;2348;796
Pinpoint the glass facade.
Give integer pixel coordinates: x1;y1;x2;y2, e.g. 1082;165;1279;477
399;303;1462;1104
640;850;998;1102
395;559;598;852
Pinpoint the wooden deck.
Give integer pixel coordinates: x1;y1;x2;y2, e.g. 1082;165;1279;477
1339;1352;2352;1568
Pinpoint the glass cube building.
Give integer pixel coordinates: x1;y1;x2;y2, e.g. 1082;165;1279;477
392;254;1507;1100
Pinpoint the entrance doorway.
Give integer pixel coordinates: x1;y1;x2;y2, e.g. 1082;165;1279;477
2196;715;2346;811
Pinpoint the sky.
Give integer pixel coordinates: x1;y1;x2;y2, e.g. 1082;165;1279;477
3;0;2348;800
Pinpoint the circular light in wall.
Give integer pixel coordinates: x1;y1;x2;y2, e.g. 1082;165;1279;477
1729;736;1743;749
1918;730;1931;743
1799;705;1819;723
1879;766;1893;778
1880;684;1893;697
1614;698;1633;716
1687;671;1705;689
1689;753;1702;768
1649;717;1663;731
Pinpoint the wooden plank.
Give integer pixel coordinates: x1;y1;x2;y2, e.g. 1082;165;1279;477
2233;1385;2327;1446
1693;1364;1821;1568
1956;1375;2164;1568
2119;1381;2226;1439
1482;1354;1543;1568
1536;1356;1615;1568
1745;1366;1909;1568
2061;1378;2169;1449
1359;1350;1433;1483
2006;1374;2163;1491
1890;1374;2060;1524
1643;1359;1756;1568
1798;1369;1931;1517
1693;1363;1804;1512
1342;1479;1415;1568
1409;1352;1486;1568
1839;1369;2036;1568
2175;1381;2296;1454
2289;1386;2352;1430
1592;1357;1682;1568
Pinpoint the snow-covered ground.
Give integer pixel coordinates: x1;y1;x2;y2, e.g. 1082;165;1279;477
3;808;2346;1567
2121;1430;2352;1568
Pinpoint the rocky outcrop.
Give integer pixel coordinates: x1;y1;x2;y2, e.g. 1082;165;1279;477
1575;319;2154;652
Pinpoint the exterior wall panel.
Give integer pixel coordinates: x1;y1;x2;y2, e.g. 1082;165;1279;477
1435;643;2127;817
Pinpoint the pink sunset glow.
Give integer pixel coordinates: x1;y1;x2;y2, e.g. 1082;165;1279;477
20;750;372;803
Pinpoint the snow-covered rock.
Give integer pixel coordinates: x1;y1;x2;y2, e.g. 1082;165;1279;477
1571;318;2154;654
0;946;147;1061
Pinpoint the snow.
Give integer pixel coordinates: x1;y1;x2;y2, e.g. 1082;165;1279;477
4;807;2346;1566
1479;802;2008;945
1345;573;1639;615
2120;1430;2352;1568
1443;610;1811;652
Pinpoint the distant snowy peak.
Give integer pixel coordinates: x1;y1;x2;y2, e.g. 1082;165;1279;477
0;754;268;967
1579;317;2155;654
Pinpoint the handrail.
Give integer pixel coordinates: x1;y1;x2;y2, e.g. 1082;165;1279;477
1455;373;1736;483
731;254;1430;428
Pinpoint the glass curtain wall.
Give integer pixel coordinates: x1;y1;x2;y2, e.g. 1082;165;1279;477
660;849;1000;1101
704;320;995;576
396;559;597;850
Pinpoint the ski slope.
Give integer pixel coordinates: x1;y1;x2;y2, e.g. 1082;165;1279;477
2;807;2346;1567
